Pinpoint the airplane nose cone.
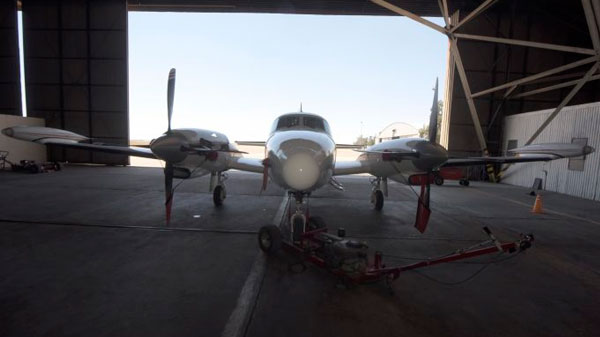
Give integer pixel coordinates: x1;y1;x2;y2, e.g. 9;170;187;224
1;127;13;137
150;134;188;163
282;152;320;191
584;145;595;155
413;141;448;171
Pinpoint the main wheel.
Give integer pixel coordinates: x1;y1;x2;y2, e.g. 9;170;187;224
213;185;226;206
372;190;384;211
258;225;281;254
434;175;444;186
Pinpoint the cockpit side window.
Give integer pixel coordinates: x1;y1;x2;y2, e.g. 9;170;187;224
276;116;300;130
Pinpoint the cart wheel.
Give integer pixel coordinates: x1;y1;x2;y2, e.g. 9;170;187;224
291;214;306;242
53;162;61;171
434;175;444;186
213;185;226;206
29;164;40;174
373;190;384;211
308;216;326;230
459;179;470;186
258;225;281;254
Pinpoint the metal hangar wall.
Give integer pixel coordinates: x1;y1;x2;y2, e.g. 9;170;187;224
22;0;129;165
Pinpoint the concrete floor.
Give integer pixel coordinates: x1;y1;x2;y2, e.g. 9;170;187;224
1;165;599;337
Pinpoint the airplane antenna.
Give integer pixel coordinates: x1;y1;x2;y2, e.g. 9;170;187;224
299;102;303;112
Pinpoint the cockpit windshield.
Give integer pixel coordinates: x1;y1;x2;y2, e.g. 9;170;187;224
271;114;331;136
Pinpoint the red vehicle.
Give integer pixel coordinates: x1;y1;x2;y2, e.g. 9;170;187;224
433;166;469;186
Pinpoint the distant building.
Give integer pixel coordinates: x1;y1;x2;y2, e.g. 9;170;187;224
376;122;419;143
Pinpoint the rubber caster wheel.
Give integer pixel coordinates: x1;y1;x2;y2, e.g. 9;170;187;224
213;185;226;206
308;216;326;230
459;179;470;186
372;190;384;211
258;225;281;254
434;175;444;186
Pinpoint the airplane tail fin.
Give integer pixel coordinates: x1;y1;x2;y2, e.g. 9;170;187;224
428;78;439;144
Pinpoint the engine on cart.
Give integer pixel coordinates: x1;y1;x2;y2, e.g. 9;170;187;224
314;232;369;275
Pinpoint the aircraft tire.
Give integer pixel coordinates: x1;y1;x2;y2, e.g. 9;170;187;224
374;190;384;211
258;225;281;254
291;214;306;242
213;185;226;206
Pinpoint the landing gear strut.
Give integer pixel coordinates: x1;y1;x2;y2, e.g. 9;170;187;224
210;171;228;206
370;177;387;211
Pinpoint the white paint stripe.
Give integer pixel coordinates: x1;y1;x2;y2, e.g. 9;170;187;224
220;193;289;337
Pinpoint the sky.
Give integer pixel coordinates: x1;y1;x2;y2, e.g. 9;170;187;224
128;13;447;143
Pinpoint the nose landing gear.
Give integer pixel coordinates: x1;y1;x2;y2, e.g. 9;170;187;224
370;177;387;211
210;171;228;206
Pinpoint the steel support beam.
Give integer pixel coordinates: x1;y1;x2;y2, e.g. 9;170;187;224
471;56;598;98
370;0;446;34
454;33;597;55
525;62;600;145
449;0;497;33
582;0;600;52
450;37;488;152
513;74;600;98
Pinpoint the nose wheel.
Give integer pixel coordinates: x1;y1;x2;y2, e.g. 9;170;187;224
370;177;386;211
211;172;228;207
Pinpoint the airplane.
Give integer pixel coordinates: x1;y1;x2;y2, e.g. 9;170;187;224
2;69;595;253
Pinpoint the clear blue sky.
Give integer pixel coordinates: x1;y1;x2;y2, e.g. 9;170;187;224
129;13;447;143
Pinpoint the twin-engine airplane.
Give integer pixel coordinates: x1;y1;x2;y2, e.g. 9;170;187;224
3;69;594;239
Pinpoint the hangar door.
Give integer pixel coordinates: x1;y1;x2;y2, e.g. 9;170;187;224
22;0;129;165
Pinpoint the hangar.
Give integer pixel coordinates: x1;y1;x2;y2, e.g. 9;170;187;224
1;1;600;337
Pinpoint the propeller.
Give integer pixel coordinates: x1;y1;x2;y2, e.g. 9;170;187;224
261;158;269;191
153;68;178;225
167;68;176;133
414;172;431;233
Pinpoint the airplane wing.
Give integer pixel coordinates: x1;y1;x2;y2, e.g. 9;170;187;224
2;126;157;159
228;156;265;174
443;143;594;167
333;160;369;175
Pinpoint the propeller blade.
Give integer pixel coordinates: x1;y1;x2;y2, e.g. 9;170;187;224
165;162;174;225
414;172;432;233
428;78;439;144
261;158;269;191
167;68;176;133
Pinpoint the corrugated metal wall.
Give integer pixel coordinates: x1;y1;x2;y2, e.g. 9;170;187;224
502;102;600;201
22;0;129;165
0;1;22;116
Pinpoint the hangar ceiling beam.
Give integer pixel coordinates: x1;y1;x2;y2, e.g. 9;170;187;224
437;0;450;27
471;56;598;98
513;74;600;99
582;0;600;52
370;0;446;34
449;0;497;33
454;33;597;56
525;62;600;145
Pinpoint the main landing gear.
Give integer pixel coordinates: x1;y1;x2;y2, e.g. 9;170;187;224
210;171;227;206
370;177;388;211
